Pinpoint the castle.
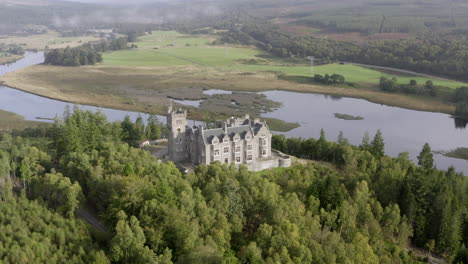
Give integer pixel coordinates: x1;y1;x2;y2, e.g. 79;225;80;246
167;105;291;172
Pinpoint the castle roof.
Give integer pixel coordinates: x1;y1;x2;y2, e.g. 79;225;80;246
203;125;255;144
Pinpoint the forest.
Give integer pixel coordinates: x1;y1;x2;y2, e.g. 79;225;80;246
0;109;467;263
454;87;468;119
218;25;468;82
377;78;468;119
44;37;129;66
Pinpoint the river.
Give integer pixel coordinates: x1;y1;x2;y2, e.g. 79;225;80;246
1;52;467;174
0;52;160;123
260;90;468;174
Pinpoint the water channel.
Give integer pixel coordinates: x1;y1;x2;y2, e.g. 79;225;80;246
1;52;467;173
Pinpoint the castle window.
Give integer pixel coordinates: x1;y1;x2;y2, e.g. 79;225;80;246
235;146;241;152
260;133;265;138
224;147;229;153
262;149;267;156
214;149;220;156
223;138;229;143
263;140;267;146
247;145;252;150
236;157;241;163
247;155;252;161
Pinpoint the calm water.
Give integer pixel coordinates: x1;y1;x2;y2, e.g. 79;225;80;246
261;91;468;173
173;99;203;107
0;53;161;123
202;89;233;95
1;53;467;173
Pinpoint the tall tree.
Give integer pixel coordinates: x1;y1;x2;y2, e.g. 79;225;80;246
370;130;385;158
360;132;372;152
417;143;434;170
110;211;156;264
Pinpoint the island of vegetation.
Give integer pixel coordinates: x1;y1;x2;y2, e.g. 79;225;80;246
443;147;468;161
334;113;364;120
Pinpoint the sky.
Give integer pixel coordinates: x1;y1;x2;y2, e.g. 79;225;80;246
63;0;166;3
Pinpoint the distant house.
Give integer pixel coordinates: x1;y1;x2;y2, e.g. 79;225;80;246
167;105;291;171
138;140;151;148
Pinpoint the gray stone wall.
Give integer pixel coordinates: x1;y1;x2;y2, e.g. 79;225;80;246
167;108;288;171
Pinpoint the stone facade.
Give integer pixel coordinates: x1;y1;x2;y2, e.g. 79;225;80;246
167;105;291;171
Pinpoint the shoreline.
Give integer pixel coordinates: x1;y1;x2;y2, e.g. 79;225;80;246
0;83;300;132
0;55;24;65
1;74;456;122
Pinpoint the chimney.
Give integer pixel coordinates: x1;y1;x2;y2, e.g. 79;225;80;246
230;117;235;127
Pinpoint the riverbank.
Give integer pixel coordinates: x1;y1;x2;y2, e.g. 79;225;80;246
0;63;455;118
0;109;45;131
0;55;23;65
441;148;468;161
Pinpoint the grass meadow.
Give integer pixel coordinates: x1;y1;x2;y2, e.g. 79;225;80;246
102;31;467;89
0;31;101;50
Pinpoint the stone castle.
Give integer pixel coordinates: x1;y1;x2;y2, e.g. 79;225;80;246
167;105;291;171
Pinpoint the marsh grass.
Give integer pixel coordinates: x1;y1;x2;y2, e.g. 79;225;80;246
0;109;44;131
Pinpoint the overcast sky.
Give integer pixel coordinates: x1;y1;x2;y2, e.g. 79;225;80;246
63;0;159;3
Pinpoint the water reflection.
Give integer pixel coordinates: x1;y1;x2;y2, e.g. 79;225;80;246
202;89;233;95
454;118;468;129
323;94;343;101
261;90;468;174
172;99;203;107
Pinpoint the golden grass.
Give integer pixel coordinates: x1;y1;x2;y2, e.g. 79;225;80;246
0;63;455;121
0;109;44;131
0;54;22;65
0;31;101;50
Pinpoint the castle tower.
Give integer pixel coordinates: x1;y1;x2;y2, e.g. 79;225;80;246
167;104;188;162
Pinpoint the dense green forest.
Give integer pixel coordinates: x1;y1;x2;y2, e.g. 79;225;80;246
0;109;467;263
292;1;468;34
44;37;129;66
218;25;468;82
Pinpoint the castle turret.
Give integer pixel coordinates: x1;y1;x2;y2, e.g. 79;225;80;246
167;105;188;162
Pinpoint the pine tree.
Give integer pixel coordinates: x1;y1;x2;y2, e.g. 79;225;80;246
417;143;434;170
360;132;371;151
370;130;385;158
110;211;155;264
319;128;326;142
337;131;349;145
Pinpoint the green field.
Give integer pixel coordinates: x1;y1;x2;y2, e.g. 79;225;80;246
102;31;467;89
236;64;467;89
103;31;263;67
